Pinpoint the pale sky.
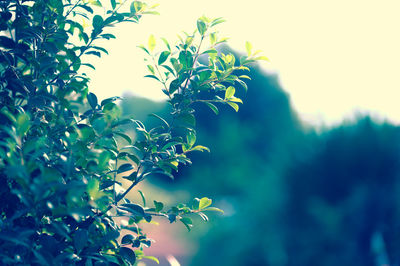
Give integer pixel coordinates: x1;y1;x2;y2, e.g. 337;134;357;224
88;0;400;126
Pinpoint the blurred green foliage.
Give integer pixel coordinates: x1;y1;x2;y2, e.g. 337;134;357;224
123;50;400;265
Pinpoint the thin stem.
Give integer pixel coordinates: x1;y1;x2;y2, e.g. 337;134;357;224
152;55;171;99
65;0;82;18
113;157;118;204
181;36;204;92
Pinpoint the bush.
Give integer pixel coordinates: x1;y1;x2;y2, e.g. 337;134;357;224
0;0;265;264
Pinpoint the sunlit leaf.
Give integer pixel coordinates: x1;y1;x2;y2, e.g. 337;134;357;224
148;34;156;52
199;197;212;209
225;86;235;99
245;41;252;56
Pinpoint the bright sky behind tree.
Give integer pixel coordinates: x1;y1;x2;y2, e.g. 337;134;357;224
88;0;400;126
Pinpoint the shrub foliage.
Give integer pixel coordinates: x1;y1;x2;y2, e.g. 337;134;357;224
0;0;265;264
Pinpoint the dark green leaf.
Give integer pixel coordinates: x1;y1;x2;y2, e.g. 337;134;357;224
0;36;15;49
168;214;176;223
86;51;101;57
144;74;160;81
204;102;219;115
119;203;146;217
176;113;195;127
180;217;193;231
82;63;96;70
78;4;93;13
120;247;136;264
138;190;146;206
121;234;135;245
154;200;163;212
118;163;134;174
158;51;171;65
92;15;104;29
114;132;132;144
127;154;140;165
74;229;88;253
110;0;117;9
90;46;108;54
87;92;98;109
149;113;169;128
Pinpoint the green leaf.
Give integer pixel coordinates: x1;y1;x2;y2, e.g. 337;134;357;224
101;33;116;39
197;20;207;35
118;163;134;174
121;234;135;245
82;63;96;70
144;75;160;81
197;212;209;221
158;51;171;65
90;46;108;54
236;79;248;92
89;0;102;7
147;65;155;74
133;1;144;13
119;203;146;217
120;247;136;264
154;200;164;212
176;113;195;127
110;0;117;9
211;17;226;27
229;97;243;104
227;102;239;112
245;41;252;56
16;113;30;137
254;55;270;61
127;154;140;165
161;37;171;50
148;35;156;52
92;15;103;29
87;92;98;109
225;86;235;100
149;113;169;128
186;131;196;147
114;132;132;144
137;45;150;55
204;102;219;115
201;49;218;55
74;229;88;253
86;51;101;57
238;75;251;80
180;217;193;231
190;145;210;153
143;256;160;264
77;4;94;13
0;36;15;49
204;207;224;214
138;190;146;206
199;197;212;209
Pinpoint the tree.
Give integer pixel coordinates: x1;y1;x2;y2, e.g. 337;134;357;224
0;0;265;264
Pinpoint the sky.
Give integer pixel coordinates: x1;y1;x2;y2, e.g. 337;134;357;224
88;0;400;126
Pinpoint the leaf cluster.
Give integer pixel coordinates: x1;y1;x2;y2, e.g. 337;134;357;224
0;1;264;265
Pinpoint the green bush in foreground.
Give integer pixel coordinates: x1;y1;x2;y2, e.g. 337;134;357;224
0;0;265;264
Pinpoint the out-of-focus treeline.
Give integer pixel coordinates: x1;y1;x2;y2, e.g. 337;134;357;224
121;50;400;265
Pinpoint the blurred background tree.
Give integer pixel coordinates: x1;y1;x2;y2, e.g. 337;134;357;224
122;48;400;266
